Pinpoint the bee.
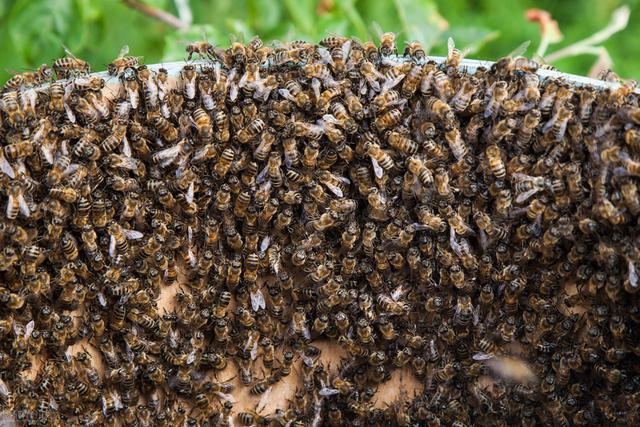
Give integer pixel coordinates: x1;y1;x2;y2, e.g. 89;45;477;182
451;77;479;112
404;40;426;61
444;37;467;69
147;110;179;142
278;80;312;110
344;87;365;120
543;103;573;141
3;64;52;90
379;32;397;56
387;131;419;154
1;91;24;125
484;144;506;179
186;40;214;60
237;118;265;144
108;46;141;75
483;81;509;118
179;64;198;100
53;49;90;78
5;182;29;220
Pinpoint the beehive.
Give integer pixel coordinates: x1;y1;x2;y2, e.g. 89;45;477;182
0;35;639;426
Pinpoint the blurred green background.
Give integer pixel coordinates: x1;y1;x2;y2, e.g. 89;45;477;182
0;0;638;83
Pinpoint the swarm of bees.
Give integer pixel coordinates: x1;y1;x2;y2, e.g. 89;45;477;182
0;33;639;426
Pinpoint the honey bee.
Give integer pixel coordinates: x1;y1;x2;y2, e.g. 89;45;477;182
3;64;52;91
108;46;141;75
186;40;214;60
5;182;29;220
371;105;402;131
444;37;468;70
484;144;506;179
379;32;397;56
404;40;426;61
1;91;24;125
451;77;479;112
237;118;265;144
53;48;90;78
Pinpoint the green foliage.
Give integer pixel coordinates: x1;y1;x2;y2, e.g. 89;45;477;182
0;0;638;83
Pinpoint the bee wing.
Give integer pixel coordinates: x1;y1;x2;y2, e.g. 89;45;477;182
0;153;15;178
342;39;352;59
628;259;638;289
229;81;239;102
117;44;130;59
169;329;180;348
321;114;341;126
323;182;344;198
391;285;404;301
12;321;23;338
449;227;463;257
63;45;78;59
515;187;542;204
186;350;196;365
256;165;270;185
367;77;382;93
109;235;116;258
188;226;193;245
64;102;76;123
152;143;182;167
97;292;107;308
260;235;271;252
187;248;197;268
447;37;456;56
371;157;384;178
311;78;322;99
124;341;135;362
300;325;311;340
250;339;259;360
507;40;531;58
278;88;296;103
21;88;37;110
122;136;132;157
0;379;9;398
250;289;266;312
472;352;493;361
214;391;236;403
382;74;405;93
316;47;333;65
186;181;195;204
24;320;34;339
409;222;431;232
6;192;17;217
123;229;143;240
17;192;29;218
126;86;139;109
473;305;480;325
118;156;141;171
319;387;340;396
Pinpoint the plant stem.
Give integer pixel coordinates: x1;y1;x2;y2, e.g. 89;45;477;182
339;0;369;41
544;5;629;62
174;0;193;27
283;0;313;36
121;0;189;31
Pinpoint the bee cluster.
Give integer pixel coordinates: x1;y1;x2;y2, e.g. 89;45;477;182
0;33;640;426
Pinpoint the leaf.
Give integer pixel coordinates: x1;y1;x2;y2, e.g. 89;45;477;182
445;26;499;56
249;0;282;33
282;0;315;37
7;0;75;64
392;0;448;52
